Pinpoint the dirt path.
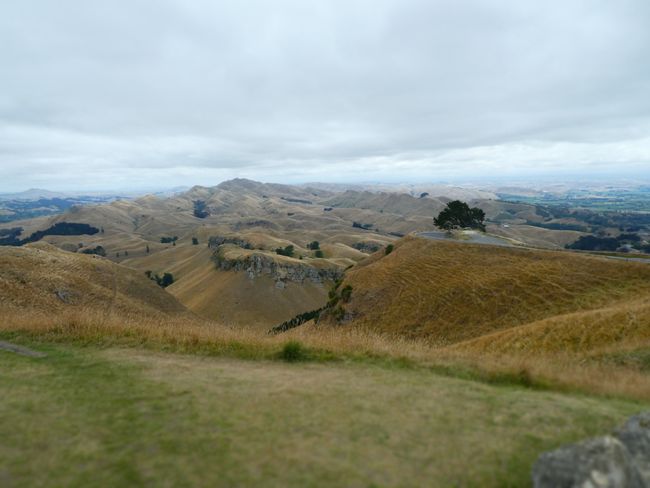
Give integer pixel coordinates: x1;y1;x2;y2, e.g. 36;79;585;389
417;230;516;247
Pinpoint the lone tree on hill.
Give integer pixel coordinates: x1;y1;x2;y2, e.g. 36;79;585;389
433;200;486;231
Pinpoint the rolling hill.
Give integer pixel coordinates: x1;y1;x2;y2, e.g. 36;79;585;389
323;236;650;353
0;242;193;321
0;178;632;328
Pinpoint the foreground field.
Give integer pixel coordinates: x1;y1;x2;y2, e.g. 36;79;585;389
0;338;644;488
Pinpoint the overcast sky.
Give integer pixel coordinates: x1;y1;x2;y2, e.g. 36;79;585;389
1;0;649;191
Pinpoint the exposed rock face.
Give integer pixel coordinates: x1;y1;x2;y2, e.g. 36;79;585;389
532;412;650;488
208;236;252;249
212;249;343;286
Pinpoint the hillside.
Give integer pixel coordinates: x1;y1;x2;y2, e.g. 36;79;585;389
123;242;340;329
0;243;192;321
2;178;641;329
326;236;650;348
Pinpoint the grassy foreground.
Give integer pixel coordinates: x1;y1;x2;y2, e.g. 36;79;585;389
0;337;644;488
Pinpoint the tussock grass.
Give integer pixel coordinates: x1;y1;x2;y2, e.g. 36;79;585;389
4;309;650;402
334;236;650;345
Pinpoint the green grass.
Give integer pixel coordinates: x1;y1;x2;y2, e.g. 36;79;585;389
0;338;645;487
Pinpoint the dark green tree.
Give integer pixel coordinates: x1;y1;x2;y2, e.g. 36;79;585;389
192;237;199;245
433;201;486;231
155;272;175;288
275;245;295;257
193;200;209;218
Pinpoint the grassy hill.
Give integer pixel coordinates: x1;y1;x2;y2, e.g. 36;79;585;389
328;236;650;350
0;242;193;322
123;243;334;329
0;179;643;330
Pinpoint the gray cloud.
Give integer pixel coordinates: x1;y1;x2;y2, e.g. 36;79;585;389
1;0;649;191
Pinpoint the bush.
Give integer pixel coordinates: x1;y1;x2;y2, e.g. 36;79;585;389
157;272;175;288
314;250;324;258
80;245;106;257
332;306;346;321
566;235;619;251
146;271;175;288
280;341;307;362
192;237;199;245
307;241;320;250
269;308;324;334
275;245;295;257
340;284;353;303
385;244;394;255
193;200;209;218
160;236;178;244
352;222;373;230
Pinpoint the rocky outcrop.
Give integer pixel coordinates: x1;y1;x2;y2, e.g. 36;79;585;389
212;249;343;287
208;236;252;249
532;412;650;487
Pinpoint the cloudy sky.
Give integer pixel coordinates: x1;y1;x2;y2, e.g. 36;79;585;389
1;0;649;191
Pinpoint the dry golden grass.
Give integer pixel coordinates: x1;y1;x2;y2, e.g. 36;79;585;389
336;236;650;346
0;243;188;318
3;238;650;402
451;296;650;355
4;307;650;402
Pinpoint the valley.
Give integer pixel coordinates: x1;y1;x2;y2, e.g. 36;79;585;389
2;179;650;486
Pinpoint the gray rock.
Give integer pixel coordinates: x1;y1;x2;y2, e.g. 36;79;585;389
532;436;645;488
615;413;650;483
208;236;252;250
55;289;72;303
212;249;343;285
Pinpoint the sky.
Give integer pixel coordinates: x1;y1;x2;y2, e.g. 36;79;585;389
1;0;649;191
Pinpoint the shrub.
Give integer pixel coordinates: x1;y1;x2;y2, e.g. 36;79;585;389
160;236;178;244
307;241;320;250
280;341;307;362
385;244;394;255
340;285;353;303
157;272;175;288
80;245;106;257
193;200;209;218
314;250;324;258
192;237;199;245
566;235;619;251
146;271;175;288
268;308;324;334
332;306;346;321
353;222;373;230
275;245;295;257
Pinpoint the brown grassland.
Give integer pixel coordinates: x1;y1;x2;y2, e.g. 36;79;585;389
2;236;650;403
